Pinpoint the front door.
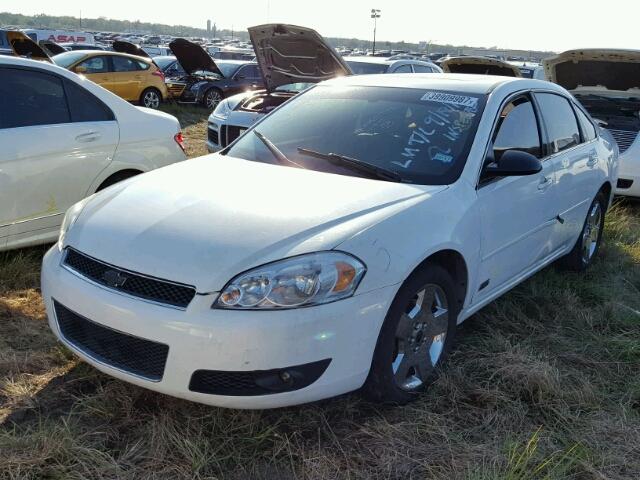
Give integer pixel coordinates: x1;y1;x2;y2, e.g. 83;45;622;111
474;94;559;303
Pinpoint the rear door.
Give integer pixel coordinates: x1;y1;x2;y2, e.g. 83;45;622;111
534;92;599;249
110;55;146;101
0;66;119;240
474;93;559;303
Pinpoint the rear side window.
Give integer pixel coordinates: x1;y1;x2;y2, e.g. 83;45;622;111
0;68;70;128
112;56;142;72
492;96;542;160
574;106;597;142
64;80;115;122
393;64;413;73
137;60;150;70
535;93;581;153
412;64;434;73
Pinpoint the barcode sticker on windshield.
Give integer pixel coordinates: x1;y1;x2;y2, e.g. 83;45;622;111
421;92;478;110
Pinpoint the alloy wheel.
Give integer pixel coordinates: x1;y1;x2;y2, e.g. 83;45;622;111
206;90;222;109
392;284;449;391
581;201;602;264
143;90;160;109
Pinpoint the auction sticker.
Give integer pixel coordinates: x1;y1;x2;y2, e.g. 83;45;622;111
421;91;478;109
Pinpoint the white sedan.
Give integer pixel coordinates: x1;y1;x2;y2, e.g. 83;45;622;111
42;74;617;408
0;56;187;251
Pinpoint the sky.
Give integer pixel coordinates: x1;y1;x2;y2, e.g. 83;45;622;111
5;0;640;52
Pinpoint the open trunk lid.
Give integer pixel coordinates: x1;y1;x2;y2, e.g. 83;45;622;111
112;40;151;58
168;38;223;76
441;56;521;77
544;49;640;94
248;24;352;92
4;31;51;62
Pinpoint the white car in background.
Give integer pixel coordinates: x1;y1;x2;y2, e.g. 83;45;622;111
545;49;640;197
0;56;187;251
43;74;616;409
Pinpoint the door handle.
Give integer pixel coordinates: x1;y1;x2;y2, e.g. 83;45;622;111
537;175;553;191
75;131;101;143
587;150;599;167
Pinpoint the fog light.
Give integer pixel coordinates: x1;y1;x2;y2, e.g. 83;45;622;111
279;371;292;383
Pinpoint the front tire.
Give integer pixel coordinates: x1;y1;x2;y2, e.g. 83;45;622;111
203;88;223;109
559;192;606;271
140;88;162;109
363;264;458;404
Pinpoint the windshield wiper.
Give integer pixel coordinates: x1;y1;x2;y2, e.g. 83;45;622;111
297;147;403;182
254;131;302;168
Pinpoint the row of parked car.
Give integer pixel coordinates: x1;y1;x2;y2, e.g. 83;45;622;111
0;23;637;410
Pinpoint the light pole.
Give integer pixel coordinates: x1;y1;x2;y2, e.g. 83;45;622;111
371;9;381;56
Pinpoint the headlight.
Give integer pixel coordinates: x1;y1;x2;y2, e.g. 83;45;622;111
214;252;366;310
212;100;231;120
57;198;90;251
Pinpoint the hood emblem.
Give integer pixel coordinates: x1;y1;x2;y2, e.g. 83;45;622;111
102;270;128;288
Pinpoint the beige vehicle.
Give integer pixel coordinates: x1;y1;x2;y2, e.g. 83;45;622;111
544;49;640;197
441;56;521;77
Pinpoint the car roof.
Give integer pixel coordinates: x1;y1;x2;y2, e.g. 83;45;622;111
343;56;394;65
60;50;152;62
323;73;561;95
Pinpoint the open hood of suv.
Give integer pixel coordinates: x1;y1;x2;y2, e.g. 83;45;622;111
441;56;521;77
544;49;640;94
4;31;51;62
169;38;223;76
248;24;352;92
112;40;151;58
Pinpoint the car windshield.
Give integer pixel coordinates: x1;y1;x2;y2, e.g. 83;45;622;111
52;51;87;68
153;56;177;70
225;85;486;185
347;61;389;74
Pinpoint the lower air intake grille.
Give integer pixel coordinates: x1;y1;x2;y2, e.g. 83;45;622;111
63;248;196;308
207;125;219;145
54;301;169;381
609;129;638;154
189;359;331;396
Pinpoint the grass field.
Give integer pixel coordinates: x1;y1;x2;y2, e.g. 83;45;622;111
1;105;639;479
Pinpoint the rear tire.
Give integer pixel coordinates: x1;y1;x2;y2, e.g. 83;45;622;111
363;264;458;404
140;88;162;109
558;192;606;271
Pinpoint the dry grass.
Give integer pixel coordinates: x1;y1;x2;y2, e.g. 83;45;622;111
0;105;639;479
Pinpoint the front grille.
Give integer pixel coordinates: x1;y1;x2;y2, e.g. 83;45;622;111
54;301;169;381
207;125;219;145
63;248;196;308
609;129;638;154
220;125;247;148
189;359;331;396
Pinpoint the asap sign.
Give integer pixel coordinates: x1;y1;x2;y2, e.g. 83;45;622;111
48;34;87;43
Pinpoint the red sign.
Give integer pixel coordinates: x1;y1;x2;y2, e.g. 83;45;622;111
47;34;87;43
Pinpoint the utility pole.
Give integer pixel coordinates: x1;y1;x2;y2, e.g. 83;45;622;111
370;9;381;56
79;10;82;28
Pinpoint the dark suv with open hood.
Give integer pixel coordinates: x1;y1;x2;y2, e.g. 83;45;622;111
207;24;352;151
162;39;264;109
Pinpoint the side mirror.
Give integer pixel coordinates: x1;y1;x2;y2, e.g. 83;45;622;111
484;150;542;177
74;65;87;74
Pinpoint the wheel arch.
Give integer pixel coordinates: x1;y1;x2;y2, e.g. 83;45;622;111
95;168;144;192
408;249;469;314
598;180;612;210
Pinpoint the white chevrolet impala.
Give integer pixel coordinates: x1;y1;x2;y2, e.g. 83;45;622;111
42;74;618;408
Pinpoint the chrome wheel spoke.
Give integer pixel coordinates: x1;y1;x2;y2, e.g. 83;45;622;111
581;201;601;263
392;283;449;392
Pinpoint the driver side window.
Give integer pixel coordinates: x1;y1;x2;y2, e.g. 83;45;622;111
492;95;542;162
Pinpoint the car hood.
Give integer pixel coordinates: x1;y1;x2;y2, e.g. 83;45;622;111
5;31;51;62
248;24;352;92
169;38;223;76
441;56;521;77
112;40;150;58
67;155;444;292
544;49;640;95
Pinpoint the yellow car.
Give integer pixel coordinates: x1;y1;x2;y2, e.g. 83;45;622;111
53;51;169;109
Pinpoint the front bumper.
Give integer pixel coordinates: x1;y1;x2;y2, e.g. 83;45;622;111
615;143;640;197
41;246;396;409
